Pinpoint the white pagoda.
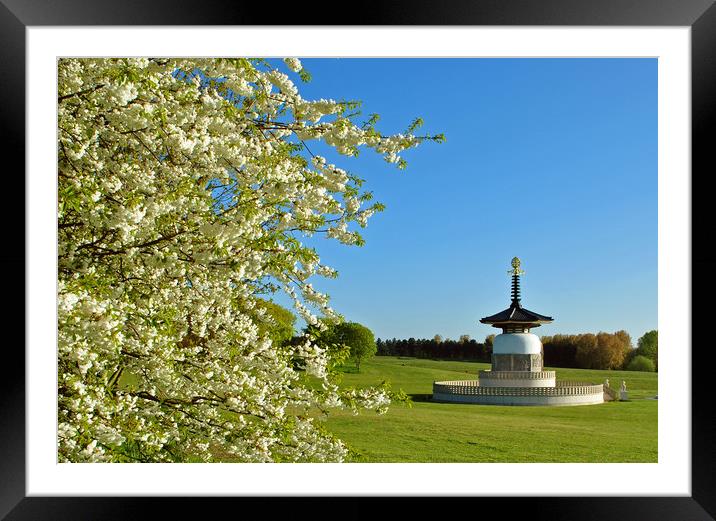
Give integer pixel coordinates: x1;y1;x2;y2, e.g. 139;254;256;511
432;257;604;406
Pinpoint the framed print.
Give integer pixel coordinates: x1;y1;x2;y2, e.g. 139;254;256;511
6;0;716;519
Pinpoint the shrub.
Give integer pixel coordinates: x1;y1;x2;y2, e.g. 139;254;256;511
626;355;656;372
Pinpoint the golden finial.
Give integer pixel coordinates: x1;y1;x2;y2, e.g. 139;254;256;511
508;256;525;276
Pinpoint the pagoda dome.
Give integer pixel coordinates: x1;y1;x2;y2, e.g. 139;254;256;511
493;332;542;355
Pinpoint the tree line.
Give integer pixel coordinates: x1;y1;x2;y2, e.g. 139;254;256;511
377;330;658;371
377;336;491;362
260;296;659;373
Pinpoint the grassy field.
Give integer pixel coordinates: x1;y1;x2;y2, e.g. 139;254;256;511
322;356;658;463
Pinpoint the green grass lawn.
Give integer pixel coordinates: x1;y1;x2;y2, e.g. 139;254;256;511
322;356;658;463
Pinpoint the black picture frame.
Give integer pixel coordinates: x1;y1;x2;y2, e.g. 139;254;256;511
4;1;715;519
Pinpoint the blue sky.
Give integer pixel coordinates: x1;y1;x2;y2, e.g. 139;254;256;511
270;58;657;345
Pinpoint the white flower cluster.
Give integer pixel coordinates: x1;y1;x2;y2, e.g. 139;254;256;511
57;57;435;463
283;57;303;73
105;81;139;106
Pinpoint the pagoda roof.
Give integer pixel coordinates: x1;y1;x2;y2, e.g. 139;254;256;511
480;303;553;327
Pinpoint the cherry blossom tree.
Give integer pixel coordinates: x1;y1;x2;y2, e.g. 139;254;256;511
57;57;442;462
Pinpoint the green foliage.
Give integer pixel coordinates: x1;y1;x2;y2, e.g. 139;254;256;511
298;69;312;83
251;299;296;347
636;330;658;369
301;318;351;371
363;113;380;128
406;117;424;133
330;322;377;372
626;355;656;372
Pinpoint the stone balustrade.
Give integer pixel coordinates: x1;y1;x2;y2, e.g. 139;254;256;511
433;380;603;397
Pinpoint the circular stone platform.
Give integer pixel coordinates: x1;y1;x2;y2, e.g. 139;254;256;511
432;380;604;406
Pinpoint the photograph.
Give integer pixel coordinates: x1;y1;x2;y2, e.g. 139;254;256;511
57;56;658;464
7;2;713;515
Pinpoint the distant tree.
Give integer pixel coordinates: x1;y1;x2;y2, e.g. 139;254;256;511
573;332;630;370
636;330;658;370
433;334;443;344
331;322;377;372
542;334;578;368
614;330;633;350
626;355;656;372
485;334;495;348
596;332;630;370
574;333;599;368
621;345;637;369
252;299;296;347
459;334;471;344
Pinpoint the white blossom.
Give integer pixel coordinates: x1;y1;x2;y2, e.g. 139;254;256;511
283;57;302;72
57;57;439;463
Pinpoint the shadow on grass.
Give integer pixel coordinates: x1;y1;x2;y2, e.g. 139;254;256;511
408;393;433;403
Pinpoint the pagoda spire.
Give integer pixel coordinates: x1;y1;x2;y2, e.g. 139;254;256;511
480;256;553;329
508;257;525;307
